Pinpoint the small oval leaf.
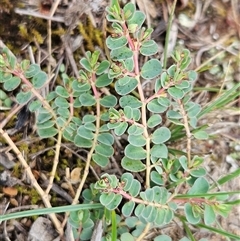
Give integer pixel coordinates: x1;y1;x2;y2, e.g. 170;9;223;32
141;59;162;79
121;157;146;172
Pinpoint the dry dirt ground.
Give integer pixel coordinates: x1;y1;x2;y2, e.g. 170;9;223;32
0;0;239;240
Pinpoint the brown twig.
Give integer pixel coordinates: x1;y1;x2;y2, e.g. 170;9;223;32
0;129;63;235
177;99;192;166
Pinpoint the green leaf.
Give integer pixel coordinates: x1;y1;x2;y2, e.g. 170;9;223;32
175;81;190;90
128;179;141;197
62;127;73;139
146;207;158;222
122;201;135;217
3;76;21;91
0;55;5;67
121;157;146;172
128;134;146;147
155;209;166;226
95;143;114;157
121;173;134;191
147;114;162;128
32;71;47;89
123;2;135;20
99;124;109;132
100;95;117;107
115;78;138;95
5;48;16;68
193;130;209;140
73;99;82;108
141;205;153;220
109;0;121;15
164;209;174;224
134;204;145;217
141;28;154;41
0;72;12;83
77;126;94;140
79;93;96;106
105;194;122;210
79;228;92;240
125;217;138;228
100;192;116;206
190;167;206;177
127;125;144;135
106;36;128;50
84;122;96;131
160;72;170;88
167;110;182;119
154;234;172;241
16;91;32;104
188;177;209;194
96;73;113;87
167;65;177;77
140;40;158;56
55;86;69;98
55;96;69;108
0;89;8;100
110;46;133;60
46;91;57;102
119;95;142;108
147;99;168;113
123;106;133;119
204;204;216;225
107;122;121;130
187;103;201;118
24;64;41;78
97;133;114;146
37;127;58;138
90;50;100;67
151;171;164;185
96;60;110;75
3;98;12;108
141;59;162;79
184;203;201;224
152;127;171;144
127;11;146;32
118;76;132;85
144;188;154;202
179;156;188;170
29;100;42;112
188;70;198;81
114;122;128;136
158;97;171;107
72;80;91;92
132;108;141;121
57;107;70;119
150;144;168;158
92;153;109;167
125;144;146;160
168;87;184;99
180;56;191;70
37;110;52;124
62;120;73;131
82;115;96;123
74;135;92;148
80;58;92;71
37;120;55;129
123;58;134;72
120;233;135;241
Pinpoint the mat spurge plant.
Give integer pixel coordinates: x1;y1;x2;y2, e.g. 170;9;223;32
0;0;239;240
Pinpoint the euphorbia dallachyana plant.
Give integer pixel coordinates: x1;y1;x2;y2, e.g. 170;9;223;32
0;0;239;240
